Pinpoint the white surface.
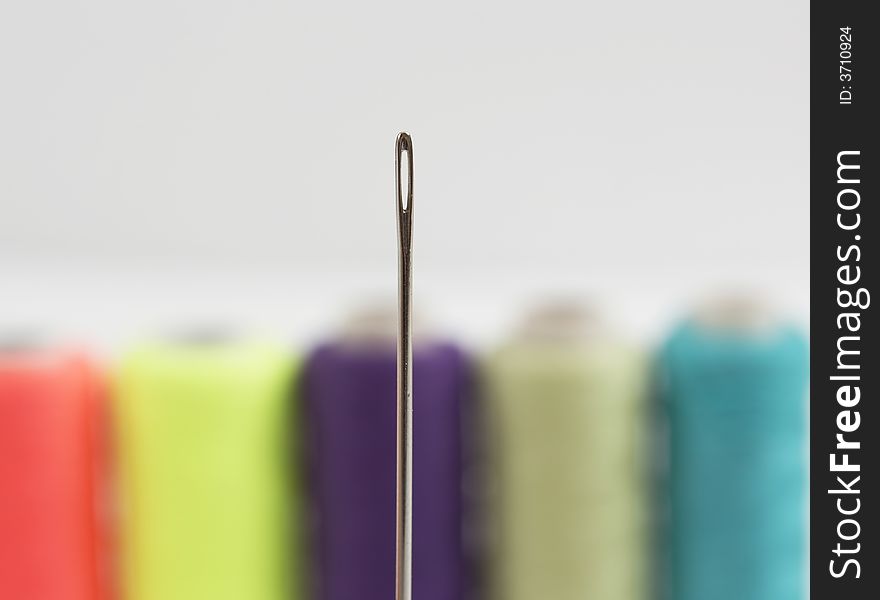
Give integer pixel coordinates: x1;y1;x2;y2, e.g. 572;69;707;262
0;1;809;350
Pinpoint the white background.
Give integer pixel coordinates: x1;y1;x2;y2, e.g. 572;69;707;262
0;1;809;352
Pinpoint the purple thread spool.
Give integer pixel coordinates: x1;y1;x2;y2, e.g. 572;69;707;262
303;335;469;600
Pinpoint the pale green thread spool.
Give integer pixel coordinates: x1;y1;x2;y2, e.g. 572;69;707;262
485;305;649;600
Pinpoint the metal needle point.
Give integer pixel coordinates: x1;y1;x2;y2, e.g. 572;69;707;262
395;132;414;600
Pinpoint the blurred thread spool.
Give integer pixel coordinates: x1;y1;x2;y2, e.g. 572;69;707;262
660;299;808;600
115;338;297;600
302;308;470;600
485;304;649;600
0;346;108;600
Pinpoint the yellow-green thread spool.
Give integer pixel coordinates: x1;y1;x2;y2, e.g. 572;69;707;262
115;339;298;600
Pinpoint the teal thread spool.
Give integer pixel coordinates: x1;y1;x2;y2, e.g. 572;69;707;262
660;304;808;600
485;305;649;600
